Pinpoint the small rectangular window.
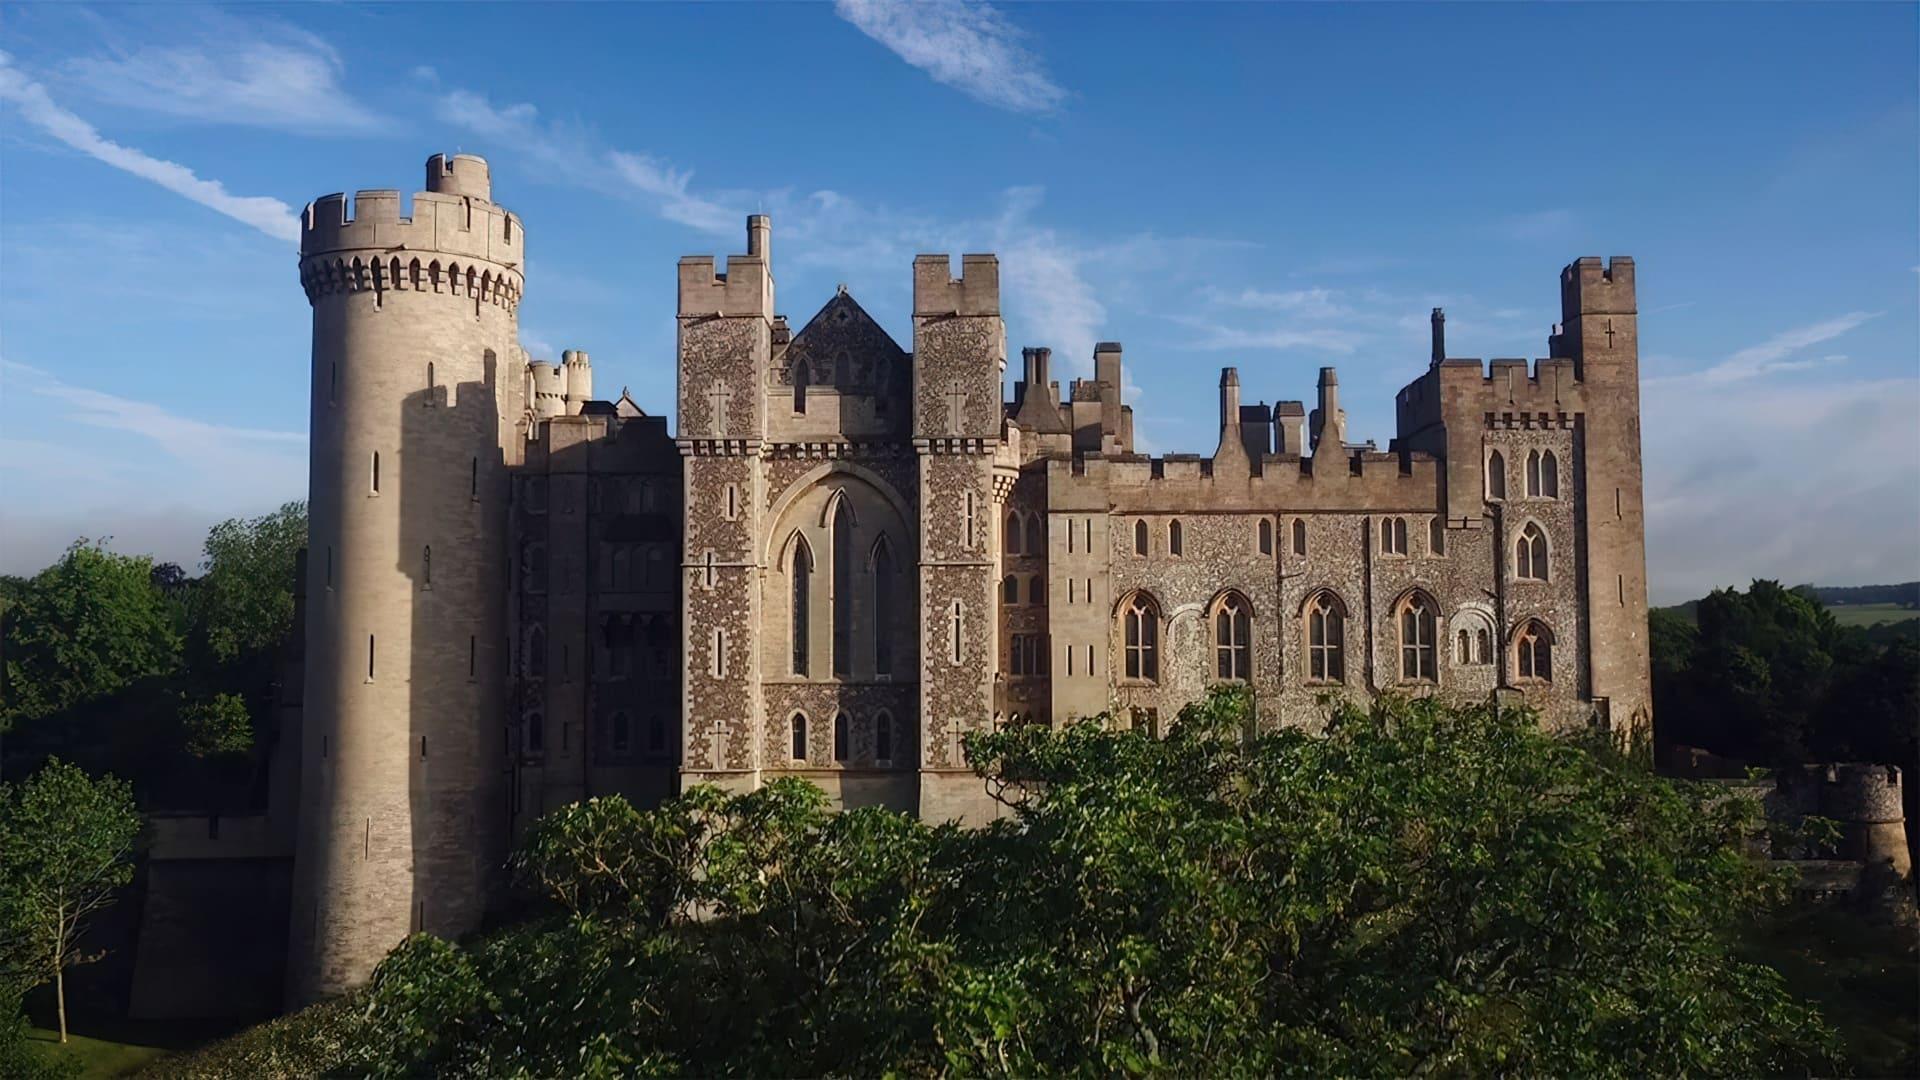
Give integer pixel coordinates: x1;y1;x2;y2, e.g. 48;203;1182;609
471;458;479;501
325;546;333;589
468;635;477;678
371;452;381;494
367;634;375;680
1066;644;1074;676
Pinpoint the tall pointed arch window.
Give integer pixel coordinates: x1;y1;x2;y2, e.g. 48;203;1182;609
874;711;894;762
1121;593;1160;682
831;497;854;676
833;712;850;763
872;537;894;676
1292;518;1308;557
1516;620;1554;681
1305;592;1346;683
1024;514;1043;555
1455;612;1495;666
1541;450;1559;497
1397;594;1438;682
1515;523;1549;581
1004;511;1023;554
1526;450;1542;497
790;535;813;676
1258;518;1273;556
1134;519;1149;556
1488;450;1507;501
791;356;809;414
1212;593;1252;681
1168;519;1184;556
790;713;808;761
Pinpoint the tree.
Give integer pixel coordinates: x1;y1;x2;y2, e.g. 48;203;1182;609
178;692;254;758
329;689;1839;1077
0;542;181;735
192;502;305;664
0;759;141;1043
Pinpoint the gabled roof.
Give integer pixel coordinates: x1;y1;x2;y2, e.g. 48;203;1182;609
614;388;647;418
780;288;909;387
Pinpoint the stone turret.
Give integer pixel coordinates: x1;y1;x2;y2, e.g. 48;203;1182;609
288;153;520;1005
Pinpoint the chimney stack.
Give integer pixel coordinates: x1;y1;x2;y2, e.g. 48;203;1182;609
1431;307;1446;366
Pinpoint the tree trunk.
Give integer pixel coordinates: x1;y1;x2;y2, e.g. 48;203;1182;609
56;964;67;1043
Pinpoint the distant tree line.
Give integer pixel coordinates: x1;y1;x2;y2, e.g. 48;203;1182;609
0;503;306;810
1802;581;1920;609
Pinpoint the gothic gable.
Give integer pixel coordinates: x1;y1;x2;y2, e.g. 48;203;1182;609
774;289;909;395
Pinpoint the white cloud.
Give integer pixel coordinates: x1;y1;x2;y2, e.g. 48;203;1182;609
1201;286;1352;319
0;52;300;243
1646;311;1880;387
437;88;743;236
60;21;383;134
834;0;1067;114
993;187;1105;372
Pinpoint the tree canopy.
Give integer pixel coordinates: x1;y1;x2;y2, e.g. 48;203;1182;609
314;689;1837;1078
191;502;306;665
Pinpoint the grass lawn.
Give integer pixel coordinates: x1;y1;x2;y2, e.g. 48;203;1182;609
25;1027;170;1078
1823;602;1920;628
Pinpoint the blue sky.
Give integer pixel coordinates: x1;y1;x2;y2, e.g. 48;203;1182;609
0;2;1914;602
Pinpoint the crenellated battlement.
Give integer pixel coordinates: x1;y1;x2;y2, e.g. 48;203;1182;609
1055;445;1444;512
299;186;524;275
678;215;776;319
913;253;1000;317
1560;255;1636;318
297;244;522;311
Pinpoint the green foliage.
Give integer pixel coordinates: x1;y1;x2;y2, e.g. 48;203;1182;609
176;693;253;759
191;502;305;664
0;1010;80;1080
0;541;181;733
324;690;1839;1078
0;759;142;1043
134;995;359;1080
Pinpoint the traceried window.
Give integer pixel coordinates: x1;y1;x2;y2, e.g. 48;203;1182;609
790;713;808;761
1515;522;1549;581
1121;593;1160;682
1516;620;1554;681
832;498;853;677
790;536;813;676
1134;519;1149;556
1305;591;1346;683
1488;450;1507;501
1258;518;1273;556
1212;593;1252;681
1397;594;1438;682
872;538;895;676
1292;518;1307;557
833;713;850;763
1168;519;1185;556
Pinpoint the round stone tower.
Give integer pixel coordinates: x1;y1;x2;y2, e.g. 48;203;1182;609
287;153;525;1004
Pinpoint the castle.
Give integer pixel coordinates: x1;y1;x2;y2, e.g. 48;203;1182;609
284;153;1653;1003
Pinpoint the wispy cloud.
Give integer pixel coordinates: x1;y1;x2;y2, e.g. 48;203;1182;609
431;81;743;236
834;0;1067;114
1646;311;1878;387
1;359;304;463
59;18;383;134
1499;209;1576;241
0;52;300;243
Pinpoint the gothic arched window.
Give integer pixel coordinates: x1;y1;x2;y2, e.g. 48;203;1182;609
1515;523;1549;581
1398;594;1439;682
1455;612;1495;666
1488;450;1507;501
874;711;894;762
833;712;850;763
1005;511;1022;554
792;356;809;414
1121;593;1160;682
1541;450;1560;498
872;537;894;676
832;497;853;677
1212;593;1252;681
1381;516;1408;556
1516;620;1554;681
1526;449;1542;497
1429;517;1445;556
1305;591;1346;683
790;713;808;761
1134;519;1149;556
1025;514;1043;555
790;535;813;676
1292;518;1308;557
1258;518;1273;556
1168;519;1184;556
